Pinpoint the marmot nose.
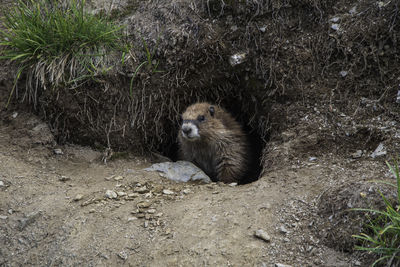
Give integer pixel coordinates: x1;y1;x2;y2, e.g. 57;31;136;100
182;127;192;135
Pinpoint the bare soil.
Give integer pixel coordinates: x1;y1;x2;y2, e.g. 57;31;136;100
1;88;398;266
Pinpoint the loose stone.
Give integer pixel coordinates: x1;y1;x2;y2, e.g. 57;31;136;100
117;191;126;197
162;189;174;195
73;194;83;201
105;190;117;199
254;229;271;242
114;176;124;181
117;251;128;260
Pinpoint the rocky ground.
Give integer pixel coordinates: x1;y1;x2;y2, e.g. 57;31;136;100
1;94;397;266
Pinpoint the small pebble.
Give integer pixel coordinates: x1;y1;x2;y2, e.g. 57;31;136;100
127;193;140;198
229;182;238;187
182;189;192;194
117;251;128;260
114;176;124;181
0;215;8;220
144;221;149;228
0;181;4;187
127;217;137;222
135;186;148;193
105;190;117;199
59;176;71;182
254;229;271;242
73;194;83;201
117;191;126;197
163;189;174;195
275;264;292;267
279;225;288;234
146;209;156;214
53;148;63;155
137;201;152;208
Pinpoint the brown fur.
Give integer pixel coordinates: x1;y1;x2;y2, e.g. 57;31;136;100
178;102;249;183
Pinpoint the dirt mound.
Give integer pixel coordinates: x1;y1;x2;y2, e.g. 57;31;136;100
317;181;397;252
2;0;397;173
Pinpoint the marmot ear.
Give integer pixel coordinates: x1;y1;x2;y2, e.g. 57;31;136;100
209;106;215;117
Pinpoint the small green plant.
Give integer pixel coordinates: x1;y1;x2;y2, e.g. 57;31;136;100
0;0;128;107
352;159;400;266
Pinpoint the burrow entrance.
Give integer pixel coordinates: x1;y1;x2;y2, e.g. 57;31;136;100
159;98;267;185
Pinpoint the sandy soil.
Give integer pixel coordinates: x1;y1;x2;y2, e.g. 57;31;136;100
1;99;395;266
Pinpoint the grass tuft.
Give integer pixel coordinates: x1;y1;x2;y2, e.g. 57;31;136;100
352;159;400;266
0;0;128;107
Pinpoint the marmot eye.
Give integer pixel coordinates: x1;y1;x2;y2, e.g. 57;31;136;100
197;115;205;122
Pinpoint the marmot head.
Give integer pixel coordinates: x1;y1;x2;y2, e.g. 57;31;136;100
179;102;217;142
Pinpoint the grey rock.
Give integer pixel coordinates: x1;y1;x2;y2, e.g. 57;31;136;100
163;189;174;195
370;143;387;158
18;211;41;230
105;190;117;199
330;17;340;23
0;181;4;187
275;264;292;267
144;161;211;183
279;225;288;234
0;215;8;220
396;90;400;104
331;24;340;31
339;70;348;77
254;229;271;242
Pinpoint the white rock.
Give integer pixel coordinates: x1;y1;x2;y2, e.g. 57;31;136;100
127;217;137;222
53;148;63;155
117;191;126;197
114;176;124;181
275;264;292;267
0;181;4;187
146;209;156;214
0;215;8;220
182;189;192;194
229;52;247;66
73;194;83;201
254;229;271;242
163;189;174;195
117;251;128;260
105;190;117;199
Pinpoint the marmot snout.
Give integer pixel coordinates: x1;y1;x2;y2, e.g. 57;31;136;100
178;102;250;183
